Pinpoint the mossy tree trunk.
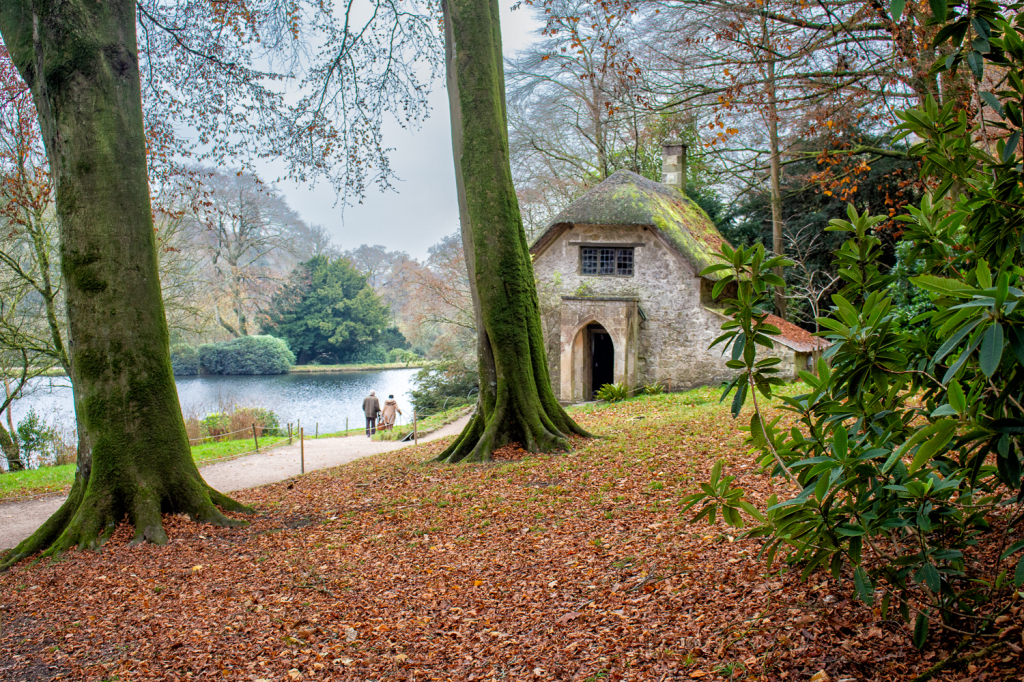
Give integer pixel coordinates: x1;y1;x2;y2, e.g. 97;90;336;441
436;0;589;464
0;0;247;569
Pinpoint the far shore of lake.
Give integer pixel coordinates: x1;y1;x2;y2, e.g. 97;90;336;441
287;361;428;373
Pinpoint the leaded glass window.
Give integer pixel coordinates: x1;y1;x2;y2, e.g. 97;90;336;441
581;247;634;276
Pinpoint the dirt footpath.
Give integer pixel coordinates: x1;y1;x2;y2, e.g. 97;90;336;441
0;415;470;551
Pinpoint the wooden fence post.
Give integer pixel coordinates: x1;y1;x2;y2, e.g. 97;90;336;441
413;411;418;446
288;423;292;445
315;422;319;438
251;423;259;452
300;427;305;475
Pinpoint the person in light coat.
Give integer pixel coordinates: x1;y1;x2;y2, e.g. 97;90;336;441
380;395;403;431
362;390;381;437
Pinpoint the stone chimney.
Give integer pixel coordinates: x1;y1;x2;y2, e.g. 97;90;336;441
661;141;687;193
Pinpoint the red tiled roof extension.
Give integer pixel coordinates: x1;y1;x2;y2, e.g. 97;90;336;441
764;314;830;353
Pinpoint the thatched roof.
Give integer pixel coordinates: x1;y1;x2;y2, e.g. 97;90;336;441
529;170;730;279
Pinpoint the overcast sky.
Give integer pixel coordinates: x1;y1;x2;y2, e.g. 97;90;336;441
255;4;543;261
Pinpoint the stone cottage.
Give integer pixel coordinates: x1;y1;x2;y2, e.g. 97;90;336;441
529;143;827;403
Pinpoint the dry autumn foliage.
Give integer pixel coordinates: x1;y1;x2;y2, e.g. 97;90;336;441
2;391;1023;681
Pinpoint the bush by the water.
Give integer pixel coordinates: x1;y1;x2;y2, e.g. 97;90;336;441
170;343;200;376
199;335;295;375
386;348;421;364
186;405;281;442
410;355;478;414
344;343;387;365
5;409;76;470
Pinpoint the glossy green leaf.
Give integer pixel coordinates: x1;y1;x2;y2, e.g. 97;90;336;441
913;612;929;650
854;566;874;604
907;420;958;474
890;0;906;22
980;323;1004;377
947;379;966;414
1003;130;1021;163
981;91;1004;116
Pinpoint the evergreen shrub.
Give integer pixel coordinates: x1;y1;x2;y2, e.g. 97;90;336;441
170;343;200;376
14;409;75;468
411;356;478;413
345;343;387;365
199;336;295;375
386;348;420;364
685;5;1024;650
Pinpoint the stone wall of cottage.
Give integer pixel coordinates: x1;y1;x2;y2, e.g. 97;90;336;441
533;223;747;398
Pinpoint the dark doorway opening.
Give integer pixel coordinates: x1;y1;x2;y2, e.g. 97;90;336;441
589;324;614;398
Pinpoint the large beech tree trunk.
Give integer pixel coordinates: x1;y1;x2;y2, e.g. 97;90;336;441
0;0;246;569
437;0;589;464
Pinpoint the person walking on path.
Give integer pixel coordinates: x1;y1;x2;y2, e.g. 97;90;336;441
380;395;402;431
362;390;381;437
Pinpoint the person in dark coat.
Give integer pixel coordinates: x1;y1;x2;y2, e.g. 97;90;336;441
362;390;381;437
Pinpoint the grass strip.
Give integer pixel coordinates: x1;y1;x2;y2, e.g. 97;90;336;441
0;435;291;501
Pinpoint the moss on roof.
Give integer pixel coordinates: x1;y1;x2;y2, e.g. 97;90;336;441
531;170;731;279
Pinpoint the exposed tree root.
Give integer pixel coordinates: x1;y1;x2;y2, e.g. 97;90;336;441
434;379;590;464
910;638;1009;682
1;469;251;571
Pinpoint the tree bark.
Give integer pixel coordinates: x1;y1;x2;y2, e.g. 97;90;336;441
437;0;589;464
0;0;247;569
766;50;787;318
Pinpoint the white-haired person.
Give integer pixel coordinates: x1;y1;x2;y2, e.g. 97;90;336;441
362;390;381;437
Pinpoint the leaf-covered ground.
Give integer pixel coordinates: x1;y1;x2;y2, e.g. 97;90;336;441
1;390;1022;681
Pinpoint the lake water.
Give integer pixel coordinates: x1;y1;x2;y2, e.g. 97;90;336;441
7;369;421;435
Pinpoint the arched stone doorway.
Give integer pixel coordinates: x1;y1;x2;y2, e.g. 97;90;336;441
570;322;615;400
558;297;639;402
588;324;614;398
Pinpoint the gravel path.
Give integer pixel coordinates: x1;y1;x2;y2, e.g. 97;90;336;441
0;415;470;551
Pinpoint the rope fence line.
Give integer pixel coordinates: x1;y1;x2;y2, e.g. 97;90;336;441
188;424;290;445
195;434;295;466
